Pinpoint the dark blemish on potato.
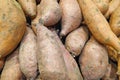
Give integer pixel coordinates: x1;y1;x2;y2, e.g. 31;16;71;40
117;20;120;25
105;37;110;42
2;13;6;20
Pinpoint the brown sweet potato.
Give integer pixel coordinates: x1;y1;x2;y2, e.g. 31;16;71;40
1;49;23;80
0;0;26;58
19;27;37;80
32;0;61;28
105;0;120;19
102;61;117;80
109;5;120;36
60;0;82;36
65;26;89;57
36;23;68;80
53;31;83;80
79;37;109;80
92;0;109;14
78;0;120;54
18;0;37;19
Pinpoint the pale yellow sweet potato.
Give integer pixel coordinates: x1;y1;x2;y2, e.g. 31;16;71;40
92;0;109;14
109;5;120;36
105;0;120;19
79;37;109;80
78;0;120;54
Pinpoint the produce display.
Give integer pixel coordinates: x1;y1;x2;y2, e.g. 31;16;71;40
0;0;120;80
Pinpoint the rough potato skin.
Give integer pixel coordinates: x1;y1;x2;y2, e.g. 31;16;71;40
19;27;37;80
32;0;61;28
36;24;68;80
92;0;109;14
77;0;120;54
18;0;37;19
65;26;89;57
53;31;83;80
102;61;117;80
0;0;26;58
105;0;120;19
109;5;120;36
79;37;109;80
60;0;82;36
1;49;23;80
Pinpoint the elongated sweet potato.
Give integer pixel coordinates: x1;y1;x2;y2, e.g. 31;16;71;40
109;5;120;36
36;23;68;80
19;27;37;80
32;0;61;28
53;31;83;80
18;0;37;19
60;0;82;36
92;0;109;14
0;0;26;58
77;0;120;54
79;37;109;80
105;0;120;19
102;61;117;80
1;49;23;80
65;26;89;57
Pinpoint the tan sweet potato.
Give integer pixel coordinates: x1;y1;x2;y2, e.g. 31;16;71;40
53;31;83;80
78;0;120;54
102;61;117;80
109;5;120;36
79;37;109;80
36;23;68;80
60;0;82;36
65;26;89;57
0;0;26;58
105;0;120;19
19;27;37;80
92;0;109;14
32;0;61;28
18;0;37;19
1;49;23;80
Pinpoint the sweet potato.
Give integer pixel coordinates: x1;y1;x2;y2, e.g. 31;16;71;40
102;61;117;80
32;0;61;28
18;0;37;19
105;0;120;19
109;5;120;36
0;0;26;58
92;0;109;14
77;0;120;54
36;23;68;80
53;31;83;80
1;49;23;80
60;0;82;36
65;26;89;57
19;27;37;80
106;37;120;76
79;37;109;80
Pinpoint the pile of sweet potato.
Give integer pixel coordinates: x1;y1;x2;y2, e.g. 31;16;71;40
0;0;120;80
